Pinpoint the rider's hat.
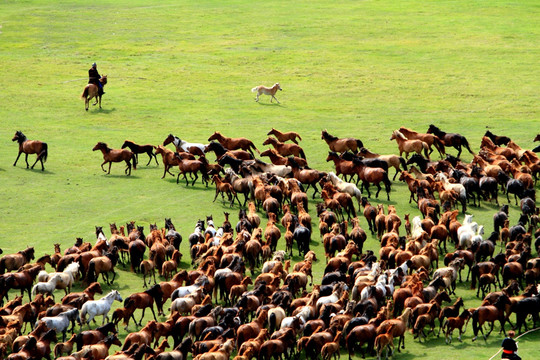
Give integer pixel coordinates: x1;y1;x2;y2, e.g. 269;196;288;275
92;62;97;68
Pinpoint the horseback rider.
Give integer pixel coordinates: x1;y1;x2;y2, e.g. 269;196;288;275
88;62;105;95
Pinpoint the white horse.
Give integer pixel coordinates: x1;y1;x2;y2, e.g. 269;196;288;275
316;283;345;312
37;262;79;295
411;215;425;239
327;171;363;206
169;134;207;153
458;215;480;248
171;275;208;301
32;274;63;298
36;308;80;341
80;290;123;329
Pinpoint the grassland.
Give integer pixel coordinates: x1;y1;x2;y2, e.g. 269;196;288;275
0;0;539;359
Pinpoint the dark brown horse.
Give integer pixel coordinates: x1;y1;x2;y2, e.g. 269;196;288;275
0;247;35;274
208;131;259;156
92;142;137;175
81;75;107;111
321;129;363;153
122;140;159;166
123;284;163;327
427;124;475;158
12;131;48;171
5;265;42;301
61;282;103;308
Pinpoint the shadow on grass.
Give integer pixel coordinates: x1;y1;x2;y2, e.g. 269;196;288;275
86;107;116;114
257;102;284;107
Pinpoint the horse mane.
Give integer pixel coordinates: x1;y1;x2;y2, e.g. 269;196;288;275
322;130;338;141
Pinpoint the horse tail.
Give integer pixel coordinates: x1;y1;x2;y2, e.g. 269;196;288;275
124;296;134;309
399;156;407;171
383;172;392;194
471;309;479;336
80;304;87;325
470;264;479;289
131;152;137;170
423;142;430;159
299;148;306;159
81;86;89;100
434;137;446;156
269;312;276;333
86;261;96;284
356;139;364;151
251;86;259;93
251;143;261;155
297;134;303;141
0;258;5;274
348;197;357;218
41;143;48;163
463;137;475;155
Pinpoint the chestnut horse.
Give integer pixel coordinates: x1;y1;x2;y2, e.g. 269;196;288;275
12;131;48;171
208;131;260;156
81;75;107;111
390;130;430;159
267;128;302;144
92;142;137;175
263;136;306;159
321;129;363;153
122;140;159;166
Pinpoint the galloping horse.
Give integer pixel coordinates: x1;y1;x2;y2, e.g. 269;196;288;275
252;83;282;103
267;128;302;144
427;124;475;158
122;140;159;166
390;130;430;159
12;131;48;171
163;134;206;155
92;142;137;175
208;131;260;156
81;75;107;111
321;130;363;153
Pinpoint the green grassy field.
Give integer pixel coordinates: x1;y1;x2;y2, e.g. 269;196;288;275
0;0;539;359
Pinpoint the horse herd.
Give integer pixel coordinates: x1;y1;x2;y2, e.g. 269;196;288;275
4;126;540;360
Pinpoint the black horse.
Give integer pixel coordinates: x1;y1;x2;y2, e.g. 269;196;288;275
484;130;511;146
513;294;540;333
427;124;475;158
293;224;311;256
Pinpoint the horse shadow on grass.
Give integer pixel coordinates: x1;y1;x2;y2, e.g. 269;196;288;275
87;107;116;115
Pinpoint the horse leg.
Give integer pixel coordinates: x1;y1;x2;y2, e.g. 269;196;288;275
98;95;102;109
13;151;23;167
150;304;157;321
192;172;198;186
311;183;319;199
139;308;146;326
375;183;382;198
25;153;30;168
272;95;280;104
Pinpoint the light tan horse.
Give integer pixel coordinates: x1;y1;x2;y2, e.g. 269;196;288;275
251;83;282;103
390;130;429;159
81;75;107;111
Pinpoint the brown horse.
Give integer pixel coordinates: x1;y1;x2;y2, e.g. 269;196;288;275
122;140;159;166
12;131;48;171
5;265;42;301
267;128;302;144
321;129;363;153
263;137;306;159
390;130;430;159
61;282;103;308
81;75;107;111
92;142;137;175
123;284;163;326
471;293;511;341
398;127;446;158
356;160;392;201
155;145;185;178
358;147;408;180
287;157;326;199
0;247;35;274
174;155;209;187
208;131;259;156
